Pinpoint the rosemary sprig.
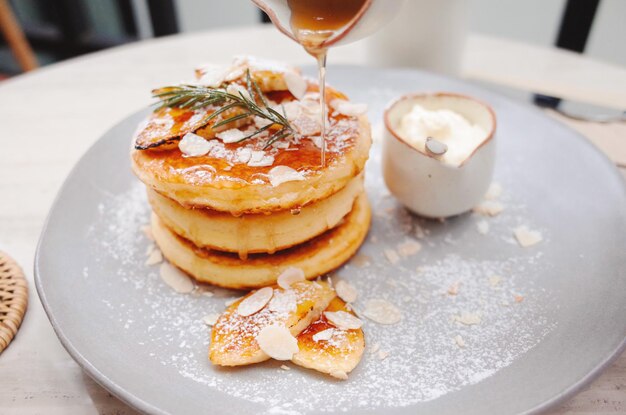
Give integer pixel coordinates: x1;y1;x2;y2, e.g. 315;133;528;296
152;70;294;147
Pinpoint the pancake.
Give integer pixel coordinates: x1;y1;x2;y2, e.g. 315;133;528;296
131;83;371;215
147;174;364;257
151;193;371;289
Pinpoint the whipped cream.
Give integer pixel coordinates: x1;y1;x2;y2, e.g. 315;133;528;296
397;104;487;167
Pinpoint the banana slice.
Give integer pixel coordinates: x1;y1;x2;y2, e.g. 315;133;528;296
209;280;335;366
292;297;365;379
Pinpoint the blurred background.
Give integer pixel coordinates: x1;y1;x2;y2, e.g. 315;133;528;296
1;0;625;80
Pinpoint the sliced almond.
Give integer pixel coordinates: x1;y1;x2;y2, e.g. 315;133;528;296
256;324;299;360
455;312;481;326
397;239;422;257
330;99;367;117
237;287;274;316
178;132;211;157
284;71;307;99
473;200;504;217
145;248;163;266
447;281;460;296
159;262;194;294
514;226;543;247
202;314;219;326
324;311;363;330
335;280;358;303
276;267;306;289
248;150;274;167
454;335;466;348
384;249;400;265
312;328;335;342
377;350;389;360
268;166;305;187
362;299;402;325
216;128;246;144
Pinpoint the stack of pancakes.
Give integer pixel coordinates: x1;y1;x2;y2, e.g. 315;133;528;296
131;58;372;289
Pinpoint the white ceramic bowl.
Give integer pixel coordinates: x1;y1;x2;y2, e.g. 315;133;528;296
382;93;497;218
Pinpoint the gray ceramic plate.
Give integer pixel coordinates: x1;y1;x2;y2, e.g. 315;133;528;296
35;67;626;415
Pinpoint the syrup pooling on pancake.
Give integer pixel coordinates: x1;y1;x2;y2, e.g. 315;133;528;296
132;56;366;188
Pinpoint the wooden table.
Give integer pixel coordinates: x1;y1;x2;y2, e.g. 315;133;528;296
0;26;624;414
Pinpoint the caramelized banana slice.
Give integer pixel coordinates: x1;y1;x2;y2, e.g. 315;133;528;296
291;297;365;379
134;107;212;150
209;281;335;366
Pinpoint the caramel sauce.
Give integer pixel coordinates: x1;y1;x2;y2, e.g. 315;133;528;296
287;0;367;167
134;85;359;190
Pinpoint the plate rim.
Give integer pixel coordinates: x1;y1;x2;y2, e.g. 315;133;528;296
34;65;626;415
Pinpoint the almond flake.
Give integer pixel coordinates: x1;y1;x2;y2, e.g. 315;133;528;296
324;311;363;330
477;220;490;235
145;248;163;266
397;239;422;257
335;280;358;303
160;262;194;294
248;150;274;167
226;83;251;101
216;128;246;144
447;281;460;296
378;350;389;360
369;343;380;354
488;275;502;287
268;166;305;187
330;370;349;380
267;289;297;313
292;113;321;136
277;267;305;289
235;147;252;164
384;248;400;265
202;313;219;326
284;71;307;99
312;328;335;342
363;299;402;325
256;325;299;360
237;287;274;316
281;100;302;121
454;335;466;348
514;226;543;247
280;364;291;371
473;200;504;217
179;133;211;157
455;312;481;326
330;99;368;117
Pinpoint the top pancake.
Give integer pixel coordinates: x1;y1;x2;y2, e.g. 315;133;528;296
131;58;371;215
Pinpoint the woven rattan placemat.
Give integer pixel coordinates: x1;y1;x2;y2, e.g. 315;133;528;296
0;251;28;353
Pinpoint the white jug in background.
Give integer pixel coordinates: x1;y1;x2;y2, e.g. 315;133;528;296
365;0;468;76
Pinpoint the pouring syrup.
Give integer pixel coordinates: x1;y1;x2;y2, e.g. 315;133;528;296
286;0;367;166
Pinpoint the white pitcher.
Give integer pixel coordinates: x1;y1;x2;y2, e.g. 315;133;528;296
252;0;406;48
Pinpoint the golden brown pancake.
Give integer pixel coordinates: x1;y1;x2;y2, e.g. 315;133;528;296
147;174;364;257
150;193;371;289
131;84;371;215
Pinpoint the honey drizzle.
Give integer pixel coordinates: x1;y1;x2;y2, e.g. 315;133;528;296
286;0;367;167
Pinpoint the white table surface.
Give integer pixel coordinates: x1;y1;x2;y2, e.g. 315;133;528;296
0;26;624;414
